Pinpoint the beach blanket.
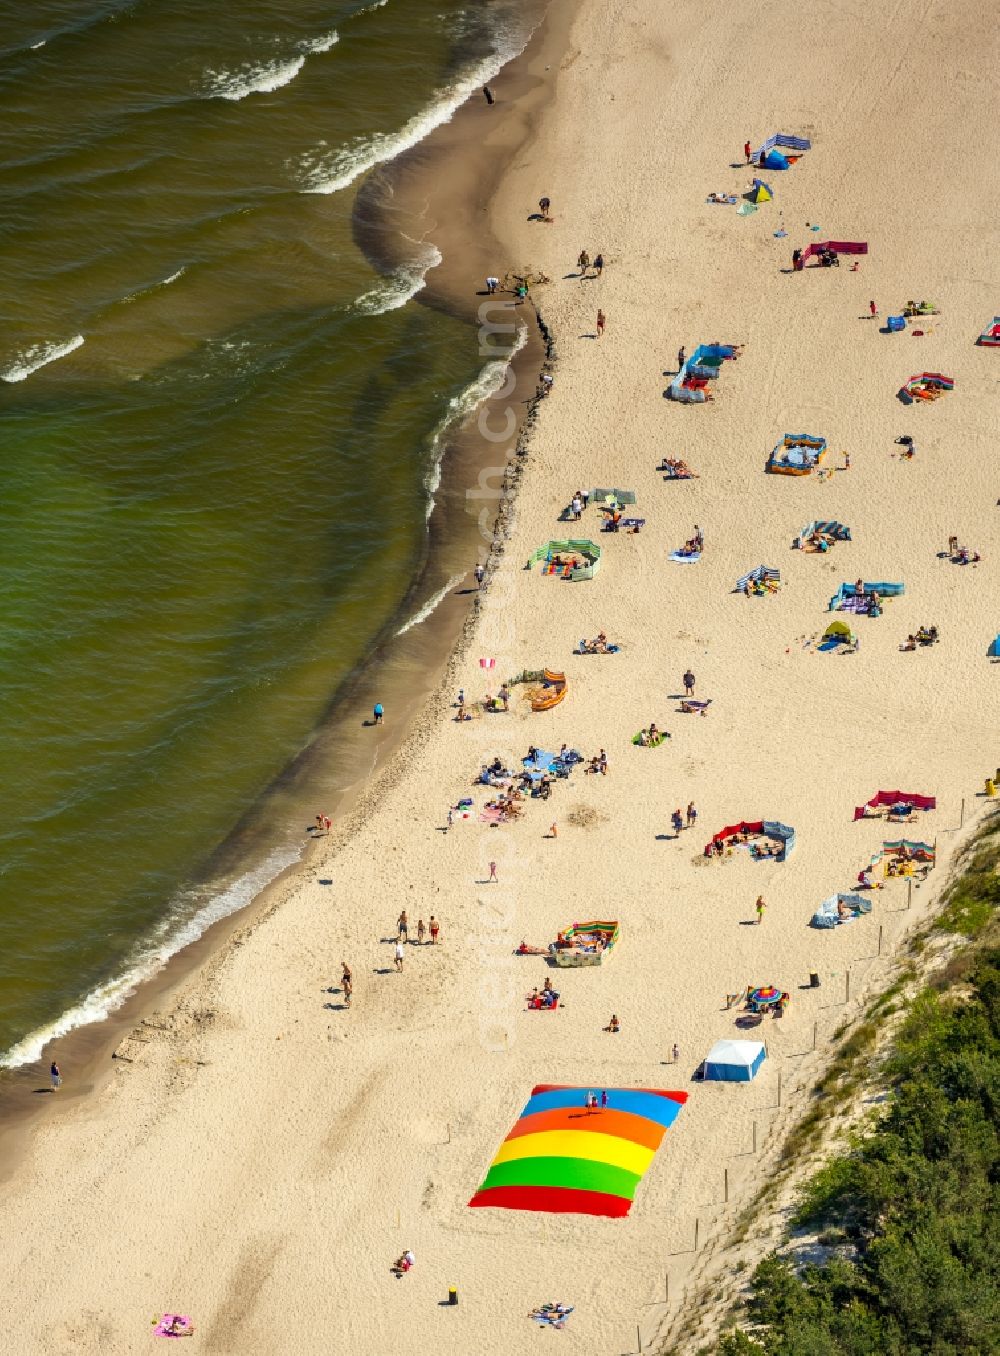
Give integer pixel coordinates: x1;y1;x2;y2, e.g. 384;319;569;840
469;1085;688;1217
670;550;701;563
632;731;669;747
153;1315;193;1339
530;1304;575;1328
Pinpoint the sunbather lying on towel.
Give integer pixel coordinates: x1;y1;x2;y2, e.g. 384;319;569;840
679;698;711;714
707;192;737;204
154;1315;195;1338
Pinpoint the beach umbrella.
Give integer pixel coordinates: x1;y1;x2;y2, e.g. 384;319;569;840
749;985;781;1007
480;657;496;669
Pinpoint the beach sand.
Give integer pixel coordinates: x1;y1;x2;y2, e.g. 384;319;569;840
2;0;998;1351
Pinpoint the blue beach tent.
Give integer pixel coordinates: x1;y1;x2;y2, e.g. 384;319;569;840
989;635;1000;659
703;1039;766;1082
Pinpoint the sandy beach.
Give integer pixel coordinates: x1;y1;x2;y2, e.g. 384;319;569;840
2;0;998;1351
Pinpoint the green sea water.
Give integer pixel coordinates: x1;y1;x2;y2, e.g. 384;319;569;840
0;0;533;1064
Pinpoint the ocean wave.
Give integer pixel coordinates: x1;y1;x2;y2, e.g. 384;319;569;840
117;266;186;304
301;28;339;54
396;573;466;636
1;334;85;383
299;34;529;196
204;54;305;101
423;323;528;518
0;845;302;1070
203;25;339;101
353;244;442;315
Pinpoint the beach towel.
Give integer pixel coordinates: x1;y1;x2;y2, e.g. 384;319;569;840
670;550;701;563
530;1303;575;1329
153;1315;193;1339
632;731;669;747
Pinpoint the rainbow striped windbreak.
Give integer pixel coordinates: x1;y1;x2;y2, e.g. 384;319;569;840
468;1085;688;1218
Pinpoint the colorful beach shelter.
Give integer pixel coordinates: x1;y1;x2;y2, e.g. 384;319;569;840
978;318;1000;347
989;634;1000;658
747;178;773;204
468;1084;687;1218
703;1039;766;1082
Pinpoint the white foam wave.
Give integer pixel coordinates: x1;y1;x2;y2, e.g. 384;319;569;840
299;37;529;196
205;54;305;101
353;244;441;315
30;39;46;49
423;323;528;518
118;266;186;305
0;845;302;1070
396;573;466;636
301;28;339;54
1;334;84;383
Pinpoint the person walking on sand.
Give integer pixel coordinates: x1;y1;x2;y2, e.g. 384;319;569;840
593;253;604;277
596;309;606;337
538;196;551;221
394;941;404;972
373;701;384;725
341;962;353;1008
485;275;499;295
429;915;440;944
601;1089;608;1108
417;918;426;945
549;822;558;838
744;139;752;163
397;909;408;942
50;1060;61;1092
693;524;704;550
671;1042;680;1063
474;561;485;588
488;860;498;884
577;249;590;276
869;299;878;318
755;895;766;925
682;669;695;696
677;346;686;371
686;801;697;829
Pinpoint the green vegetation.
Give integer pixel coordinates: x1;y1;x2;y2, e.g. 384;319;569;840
714;822;1000;1356
935;833;1000;936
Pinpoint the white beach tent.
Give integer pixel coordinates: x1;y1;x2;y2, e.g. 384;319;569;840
703;1038;766;1082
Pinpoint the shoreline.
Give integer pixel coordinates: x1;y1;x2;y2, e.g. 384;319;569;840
0;0;565;1143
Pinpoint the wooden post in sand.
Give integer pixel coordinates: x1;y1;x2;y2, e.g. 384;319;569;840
877;924;883;957
637;1323;642;1353
812;1021;817;1051
908;877;913;910
960;797;965;829
694;1217;700;1251
724;1167;729;1203
665;1270;669;1305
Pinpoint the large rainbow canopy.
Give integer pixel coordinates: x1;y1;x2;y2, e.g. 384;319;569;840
468;1084;688;1218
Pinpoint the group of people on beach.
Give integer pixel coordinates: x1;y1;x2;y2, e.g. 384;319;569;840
899;626;939;650
575;248;604;278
